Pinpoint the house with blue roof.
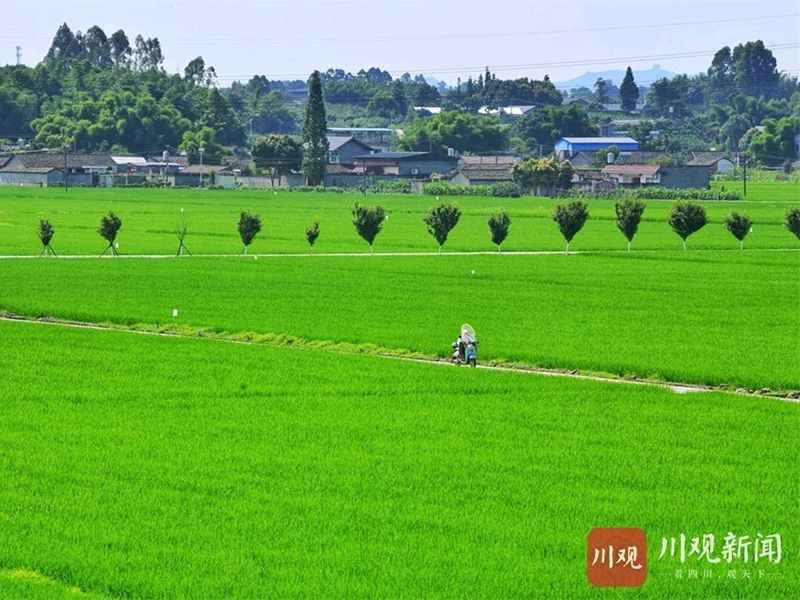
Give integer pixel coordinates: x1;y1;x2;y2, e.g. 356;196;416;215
555;137;639;159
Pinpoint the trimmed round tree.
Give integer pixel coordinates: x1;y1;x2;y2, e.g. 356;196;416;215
238;210;262;255
668;201;708;251
352;203;386;254
724;211;752;250
423;202;461;254
552;200;589;255
37;218;56;257
614;198;646;251
488;209;511;253
785;207;800;240
305;221;320;254
98;211;122;257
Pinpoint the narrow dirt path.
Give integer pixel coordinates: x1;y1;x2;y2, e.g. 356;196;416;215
2;314;796;403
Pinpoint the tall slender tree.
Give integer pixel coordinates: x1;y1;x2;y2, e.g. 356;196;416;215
302;71;329;186
593;78;609;105
619;67;639;112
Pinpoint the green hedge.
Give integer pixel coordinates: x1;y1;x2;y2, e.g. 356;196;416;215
422;182;521;197
713;168;800;183
567;187;741;201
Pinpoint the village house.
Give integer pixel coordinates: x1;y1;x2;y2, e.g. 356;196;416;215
327;127;394;152
555;137;639;158
601;164;710;189
0;153;116;187
327;135;375;166
686;151;735;173
351;151;459;178
448;163;514;186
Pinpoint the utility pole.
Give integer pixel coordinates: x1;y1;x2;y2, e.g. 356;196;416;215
198;146;205;188
552;159;558;198
63;146;68;192
361;157;366;197
742;151;747;197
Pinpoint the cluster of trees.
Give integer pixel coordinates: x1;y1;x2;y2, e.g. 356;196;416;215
510;156;574;194
399;110;509;154
445;68;564;111
564;42;799;164
510;103;598;150
1;23;247;153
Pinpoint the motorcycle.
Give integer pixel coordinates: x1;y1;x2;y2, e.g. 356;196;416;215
452;324;478;367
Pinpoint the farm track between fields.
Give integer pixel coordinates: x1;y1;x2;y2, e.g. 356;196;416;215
2;313;797;402
0;247;799;259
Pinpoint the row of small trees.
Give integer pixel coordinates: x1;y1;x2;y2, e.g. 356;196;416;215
358;201;800;255
35;206;800;256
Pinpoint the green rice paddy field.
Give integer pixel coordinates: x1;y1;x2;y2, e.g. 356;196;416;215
0;185;798;598
0;322;797;599
0;251;796;390
0;184;797;255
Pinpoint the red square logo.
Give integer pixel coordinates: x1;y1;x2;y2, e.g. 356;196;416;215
587;527;648;587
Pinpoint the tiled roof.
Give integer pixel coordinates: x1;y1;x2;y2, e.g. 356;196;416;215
457;167;513;181
615;151;668;165
14;153;115;169
327;135;373;152
0;166;61;173
179;164;231;174
450;164;513;181
687;152;732;166
460;155;519;165
569;150;599;161
0;155;11;168
602;164;660;175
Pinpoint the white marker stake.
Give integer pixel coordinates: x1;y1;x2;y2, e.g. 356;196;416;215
180;207;184;213
471;270;475;275
254;255;258;260
172;309;178;318
115;242;119;249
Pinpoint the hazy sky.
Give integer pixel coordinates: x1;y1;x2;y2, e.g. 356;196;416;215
2;0;798;85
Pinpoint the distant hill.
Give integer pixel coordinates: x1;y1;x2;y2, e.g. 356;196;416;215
555;64;678;91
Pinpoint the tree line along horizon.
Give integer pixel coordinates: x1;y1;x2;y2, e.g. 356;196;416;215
32;202;800;257
1;23;799;176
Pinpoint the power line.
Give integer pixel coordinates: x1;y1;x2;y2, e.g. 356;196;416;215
209;43;800;81
3;12;796;47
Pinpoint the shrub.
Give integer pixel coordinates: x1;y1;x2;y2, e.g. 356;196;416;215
488;182;521;197
668;202;707;251
724;211;752;250
488;209;511;252
237;210;262;254
614;198;647;251
98;211;122;257
306;221;320;254
785;208;800;240
552;200;589;254
352;203;386;254
37;218;56;257
368;180;412;194
423;203;461;253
